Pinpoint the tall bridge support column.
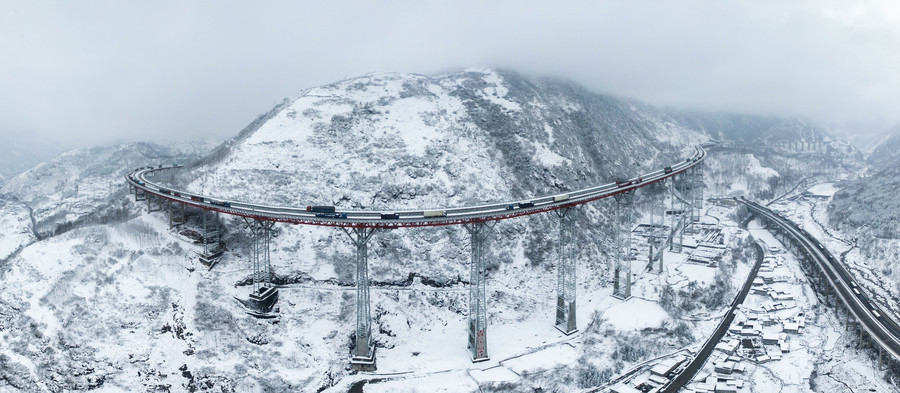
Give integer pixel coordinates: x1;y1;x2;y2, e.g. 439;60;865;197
613;191;635;300
668;177;684;253
199;210;223;268
167;200;185;228
241;219;278;317
648;186;666;273
690;162;703;224
858;324;864;348
147;193;163;213
845;307;850;331
343;227;377;370
658;199;666;273
463;222;491;362
555;207;578;335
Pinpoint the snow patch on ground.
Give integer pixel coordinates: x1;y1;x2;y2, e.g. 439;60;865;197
676;264;716;285
806;182;838;197
603;298;670;331
469;68;521;112
0;199;34;261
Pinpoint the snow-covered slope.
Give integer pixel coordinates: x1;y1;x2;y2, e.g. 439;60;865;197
0;134;70;180
179;68;707;209
169;68;716;302
1;142;215;237
827;125;900;238
0;68;874;392
866;125;900;170
667;111;830;144
0;198;34;262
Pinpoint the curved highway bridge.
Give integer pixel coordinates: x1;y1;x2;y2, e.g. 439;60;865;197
124;146;706;369
740;199;900;369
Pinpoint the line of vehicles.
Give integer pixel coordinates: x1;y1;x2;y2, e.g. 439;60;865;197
739;197;900;346
128;167;233;208
127;147;704;223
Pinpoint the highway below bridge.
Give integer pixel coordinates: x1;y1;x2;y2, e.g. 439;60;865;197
656;197;900;391
124;146;706;370
740;198;900;370
658;239;765;392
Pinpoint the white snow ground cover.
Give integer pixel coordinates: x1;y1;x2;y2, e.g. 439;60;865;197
1;69;726;392
0;199;35;261
0;198;741;392
682;219;898;392
603;298;669;331
681;178;899;392
806;183;838;197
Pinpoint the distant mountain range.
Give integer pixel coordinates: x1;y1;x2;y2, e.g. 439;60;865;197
828;124;900;237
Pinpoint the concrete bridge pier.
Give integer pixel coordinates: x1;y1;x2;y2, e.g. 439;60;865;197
199;209;223;268
342;227;378;370
613;191;635;300
690;162;704;224
555;207;578;335
669;176;684;253
463;222;492;362
167;200;185;228
648;187;666;273
147;193;163;213
845;306;851;331
858;323;865;348
241;219;278;318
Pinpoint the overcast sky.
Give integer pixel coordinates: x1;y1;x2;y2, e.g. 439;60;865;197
1;1;899;148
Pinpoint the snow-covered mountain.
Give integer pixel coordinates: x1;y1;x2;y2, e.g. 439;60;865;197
178;69;709;208
0;68;874;392
1;141;217;238
827;125;900;238
0;134;72;179
866;125;900;170
0;198;34;262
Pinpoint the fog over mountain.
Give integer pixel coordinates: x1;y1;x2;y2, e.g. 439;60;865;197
2;2;899;148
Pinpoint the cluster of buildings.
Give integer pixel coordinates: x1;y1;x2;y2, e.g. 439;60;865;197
608;355;689;393
686;250;808;392
684;225;728;266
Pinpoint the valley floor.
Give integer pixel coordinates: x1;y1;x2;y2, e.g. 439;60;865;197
2;182;897;392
